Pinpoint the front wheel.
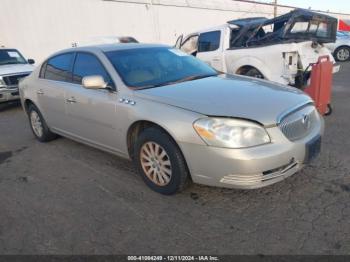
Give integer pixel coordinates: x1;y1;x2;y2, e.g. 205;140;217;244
28;104;57;142
134;127;190;195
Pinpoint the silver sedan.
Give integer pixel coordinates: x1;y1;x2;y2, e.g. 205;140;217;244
19;44;323;195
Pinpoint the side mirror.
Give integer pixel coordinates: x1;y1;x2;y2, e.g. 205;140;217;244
82;75;107;89
28;59;35;64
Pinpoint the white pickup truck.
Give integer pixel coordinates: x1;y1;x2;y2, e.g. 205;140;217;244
176;9;339;88
0;48;34;103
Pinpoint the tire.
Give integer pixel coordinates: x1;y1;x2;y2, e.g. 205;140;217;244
325;104;333;116
334;46;350;62
28;104;57;142
134;127;190;195
245;68;264;79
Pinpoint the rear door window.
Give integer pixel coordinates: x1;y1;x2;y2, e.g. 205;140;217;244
43;53;74;82
198;31;221;52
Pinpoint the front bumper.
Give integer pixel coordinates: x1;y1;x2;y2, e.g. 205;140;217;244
0;87;20;103
179;118;324;189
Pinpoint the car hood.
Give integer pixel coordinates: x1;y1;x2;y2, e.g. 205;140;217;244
0;64;34;75
135;74;313;126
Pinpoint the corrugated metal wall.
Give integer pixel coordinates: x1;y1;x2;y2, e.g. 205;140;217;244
0;0;348;62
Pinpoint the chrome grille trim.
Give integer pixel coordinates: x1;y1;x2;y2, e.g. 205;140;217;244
276;101;314;124
278;105;319;141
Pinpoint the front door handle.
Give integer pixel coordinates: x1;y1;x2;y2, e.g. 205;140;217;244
66;97;77;103
212;57;221;62
37;89;44;95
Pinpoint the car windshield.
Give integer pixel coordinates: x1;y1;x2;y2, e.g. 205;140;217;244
105;47;218;89
0;49;27;65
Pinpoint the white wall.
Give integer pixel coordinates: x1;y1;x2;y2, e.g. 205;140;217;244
0;0;349;62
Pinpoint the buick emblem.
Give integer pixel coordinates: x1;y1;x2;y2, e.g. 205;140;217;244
302;114;311;130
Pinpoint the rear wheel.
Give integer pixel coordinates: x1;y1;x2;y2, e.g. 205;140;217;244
28;104;57;142
245;68;264;79
134;127;189;195
334;46;350;62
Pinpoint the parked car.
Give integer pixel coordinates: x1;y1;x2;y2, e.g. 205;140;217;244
20;44;324;195
325;31;350;62
175;9;339;88
0;48;34;103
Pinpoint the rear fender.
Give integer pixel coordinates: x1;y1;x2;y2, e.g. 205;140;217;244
230;57;272;80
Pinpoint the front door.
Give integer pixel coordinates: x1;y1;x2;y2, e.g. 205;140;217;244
64;52;121;152
196;30;224;72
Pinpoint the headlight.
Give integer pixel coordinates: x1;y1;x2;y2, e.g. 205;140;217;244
193;118;270;148
0;77;6;88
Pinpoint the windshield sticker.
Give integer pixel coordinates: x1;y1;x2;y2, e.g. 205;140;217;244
8;52;20;58
169;49;189;57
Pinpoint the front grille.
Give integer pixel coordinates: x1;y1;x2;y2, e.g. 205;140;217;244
3;73;30;87
279;105;319;141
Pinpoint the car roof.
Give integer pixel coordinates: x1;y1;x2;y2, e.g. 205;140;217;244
0;47;18;50
55;43;169;55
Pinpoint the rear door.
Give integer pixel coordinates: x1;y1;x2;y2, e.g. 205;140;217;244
36;53;74;130
63;52;121;151
196;30;224;71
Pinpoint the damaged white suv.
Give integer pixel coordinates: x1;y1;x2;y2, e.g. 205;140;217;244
176;9;339;88
0;48;34;103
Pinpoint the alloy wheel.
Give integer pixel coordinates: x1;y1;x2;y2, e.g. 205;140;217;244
140;142;172;186
337;48;350;61
30;111;43;137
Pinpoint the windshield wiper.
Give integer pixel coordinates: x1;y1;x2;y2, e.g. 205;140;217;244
168;74;217;85
133;82;170;90
134;74;217;90
138;74;217;89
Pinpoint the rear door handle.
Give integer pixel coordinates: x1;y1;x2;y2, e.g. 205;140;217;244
66;97;77;103
212;57;221;62
37;89;44;95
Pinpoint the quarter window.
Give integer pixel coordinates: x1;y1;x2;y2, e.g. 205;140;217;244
72;53;113;88
43;53;74;82
198;31;221;52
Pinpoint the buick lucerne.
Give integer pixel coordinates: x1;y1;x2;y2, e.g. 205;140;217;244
19;44;323;194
